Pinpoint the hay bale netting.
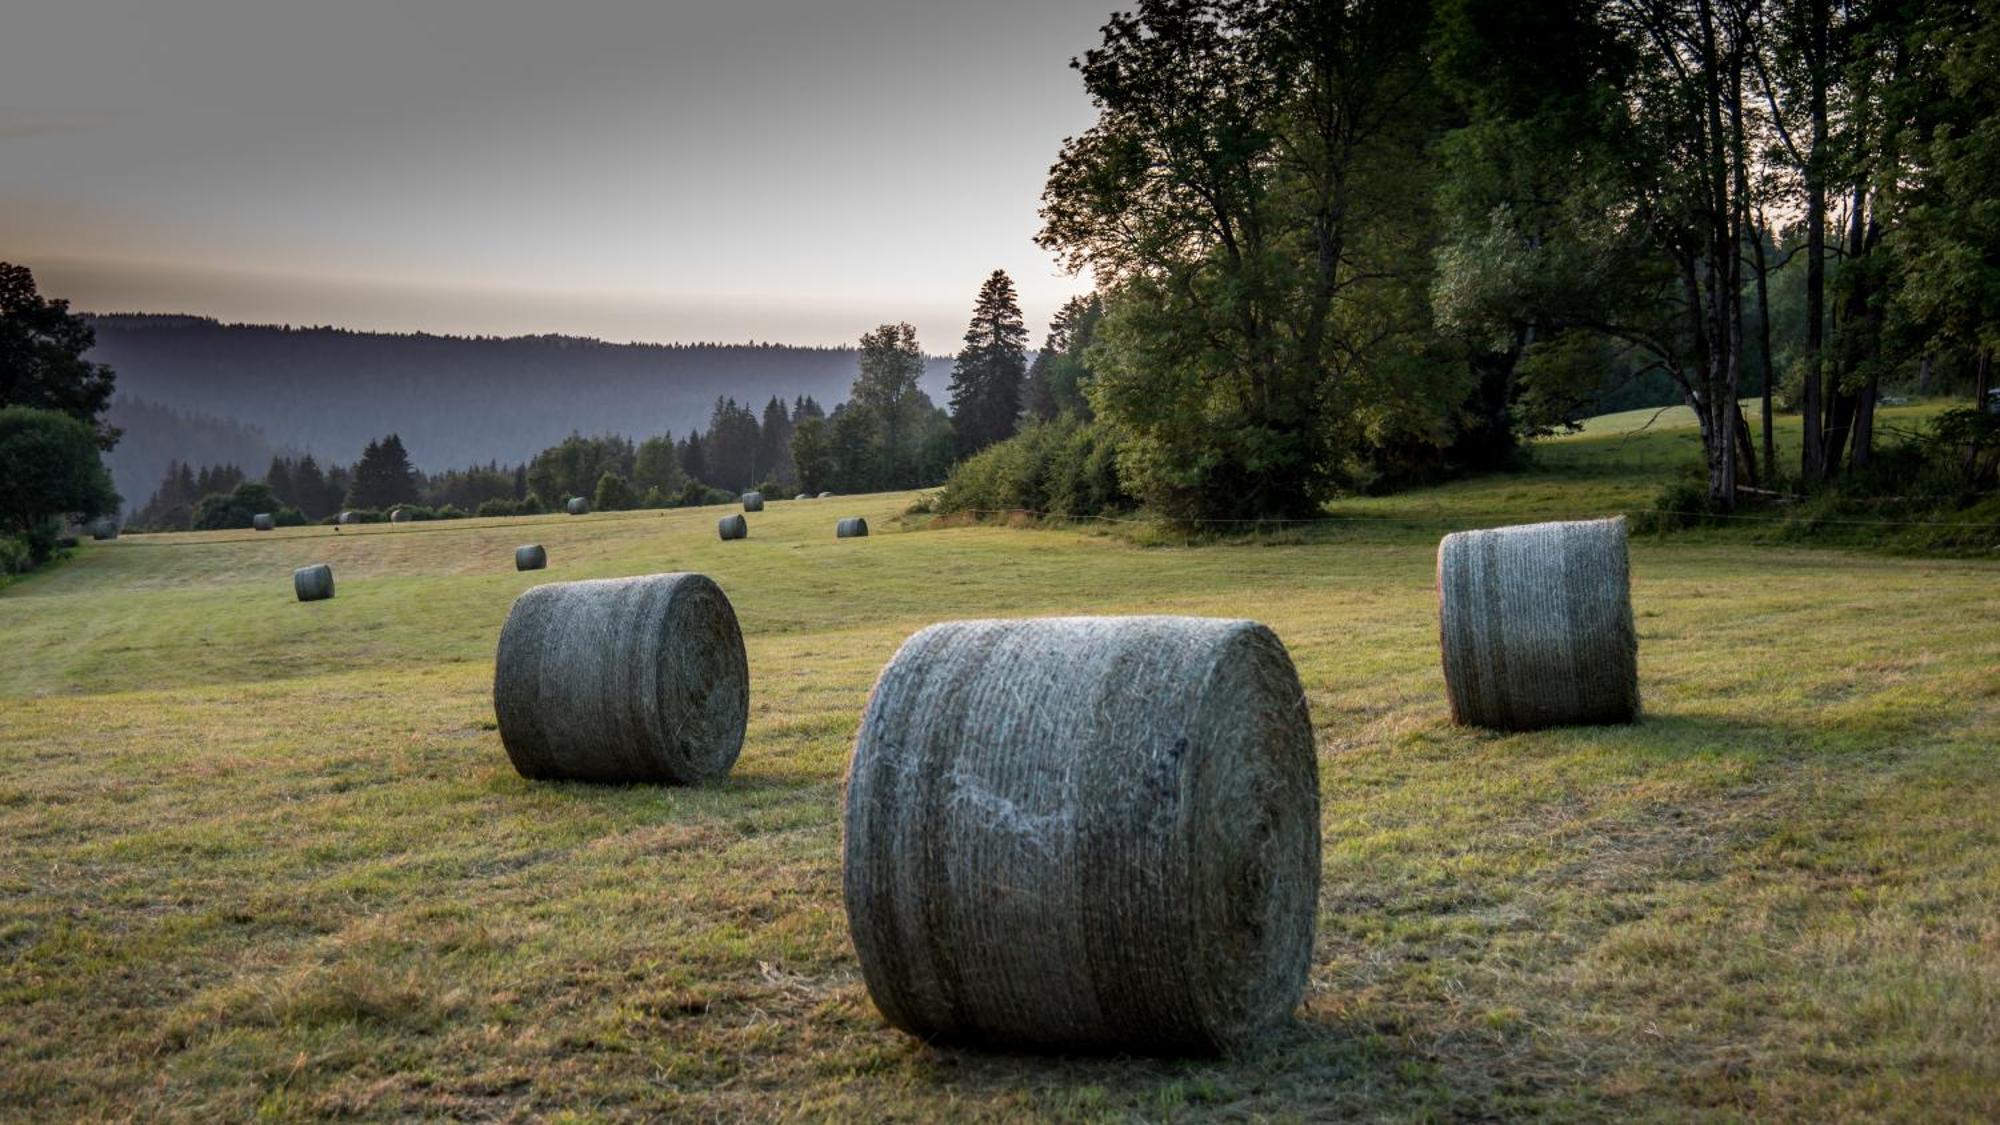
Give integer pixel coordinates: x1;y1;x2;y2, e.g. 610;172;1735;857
88;518;119;541
389;508;412;524
492;573;748;784
835;517;868;539
741;491;765;512
843;616;1321;1054
718;513;748;540
1436;516;1639;730
252;513;275;532
515;544;547;571
293;563;335;602
566;496;589;516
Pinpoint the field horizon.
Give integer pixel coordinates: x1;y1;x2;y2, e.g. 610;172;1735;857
3;416;1997;1119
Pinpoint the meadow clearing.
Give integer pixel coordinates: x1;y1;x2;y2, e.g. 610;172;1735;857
2;406;1996;1120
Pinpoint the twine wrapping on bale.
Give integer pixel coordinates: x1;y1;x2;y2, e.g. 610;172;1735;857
293;563;335;602
1436;516;1639;730
252;513;275;532
567;497;589;516
515;544;547;571
390;508;412;524
492;572;748;784
718;513;747;540
836;517;868;539
89;519;119;541
843;615;1321;1055
741;491;765;512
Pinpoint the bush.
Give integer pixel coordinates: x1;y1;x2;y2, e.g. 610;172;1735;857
0;533;30;576
0;406;119;564
474;493;547;519
935;415;1131;520
593;472;637;512
192;482;282;530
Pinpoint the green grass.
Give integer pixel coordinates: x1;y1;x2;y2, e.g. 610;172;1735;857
2;420;1997;1120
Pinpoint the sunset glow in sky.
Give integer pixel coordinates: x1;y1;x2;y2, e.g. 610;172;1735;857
1;0;1106;348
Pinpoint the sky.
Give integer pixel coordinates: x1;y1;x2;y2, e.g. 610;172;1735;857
0;0;1108;349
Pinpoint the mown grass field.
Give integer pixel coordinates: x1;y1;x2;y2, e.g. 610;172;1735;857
3;410;1997;1120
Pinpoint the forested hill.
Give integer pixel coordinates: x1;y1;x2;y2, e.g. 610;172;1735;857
83;315;954;472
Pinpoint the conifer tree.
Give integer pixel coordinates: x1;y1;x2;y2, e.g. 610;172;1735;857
947;270;1029;456
346;433;420;509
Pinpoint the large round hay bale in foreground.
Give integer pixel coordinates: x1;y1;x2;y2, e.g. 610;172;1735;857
89;519;118;541
515;544;547;571
293;563;335;602
566;497;589;515
844;616;1320;1054
717;513;747;540
1436;516;1638;730
252;513;274;531
493;573;748;784
741;491;764;512
835;517;868;538
389;508;412;524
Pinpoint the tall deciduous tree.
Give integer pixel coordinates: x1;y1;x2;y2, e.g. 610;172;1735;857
851;322;929;486
948;270;1029;455
0;263;119;449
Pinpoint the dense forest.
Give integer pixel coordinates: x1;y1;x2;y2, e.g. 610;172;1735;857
82;316;953;488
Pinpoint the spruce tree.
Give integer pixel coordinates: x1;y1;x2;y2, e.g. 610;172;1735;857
347;433;420;509
947;269;1029;456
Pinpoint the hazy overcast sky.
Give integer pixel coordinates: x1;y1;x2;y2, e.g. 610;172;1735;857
0;1;1108;348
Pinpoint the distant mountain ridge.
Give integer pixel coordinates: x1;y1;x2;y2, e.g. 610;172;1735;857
83;314;955;502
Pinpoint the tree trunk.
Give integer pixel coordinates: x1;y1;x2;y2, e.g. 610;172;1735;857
1751;217;1778;479
1800;0;1830;483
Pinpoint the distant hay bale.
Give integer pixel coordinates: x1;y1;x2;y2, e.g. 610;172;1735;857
836;517;868;538
515;544;547;571
252;513;275;531
336;510;357;525
795;492;811;501
89;519;119;541
1436;516;1639;729
717;513;747;540
389;508;412;524
293;563;335;602
492;572;748;783
741;491;765;511
818;491;834;499
567;497;589;515
844;616;1320;1054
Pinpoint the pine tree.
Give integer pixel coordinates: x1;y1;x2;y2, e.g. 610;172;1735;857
757;397;795;487
291;455;333;520
347;433;420;509
947;270;1029;456
265;456;294;508
678;431;708;483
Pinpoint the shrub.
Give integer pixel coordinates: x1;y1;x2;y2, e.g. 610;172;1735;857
935;415;1131;520
593;472;637;512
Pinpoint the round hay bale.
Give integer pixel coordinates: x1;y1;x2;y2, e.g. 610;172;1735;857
336;510;358;525
566;496;589;516
1436;516;1638;730
492;572;747;784
835;517;868;539
293;563;335;602
389;508;412;524
741;491;765;512
795;492;812;501
843;615;1320;1054
515;544;547;571
252;513;275;531
88;519;119;541
717;513;747;540
817;491;834;499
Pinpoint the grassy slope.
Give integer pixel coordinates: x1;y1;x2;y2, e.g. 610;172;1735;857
2;415;1997;1120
